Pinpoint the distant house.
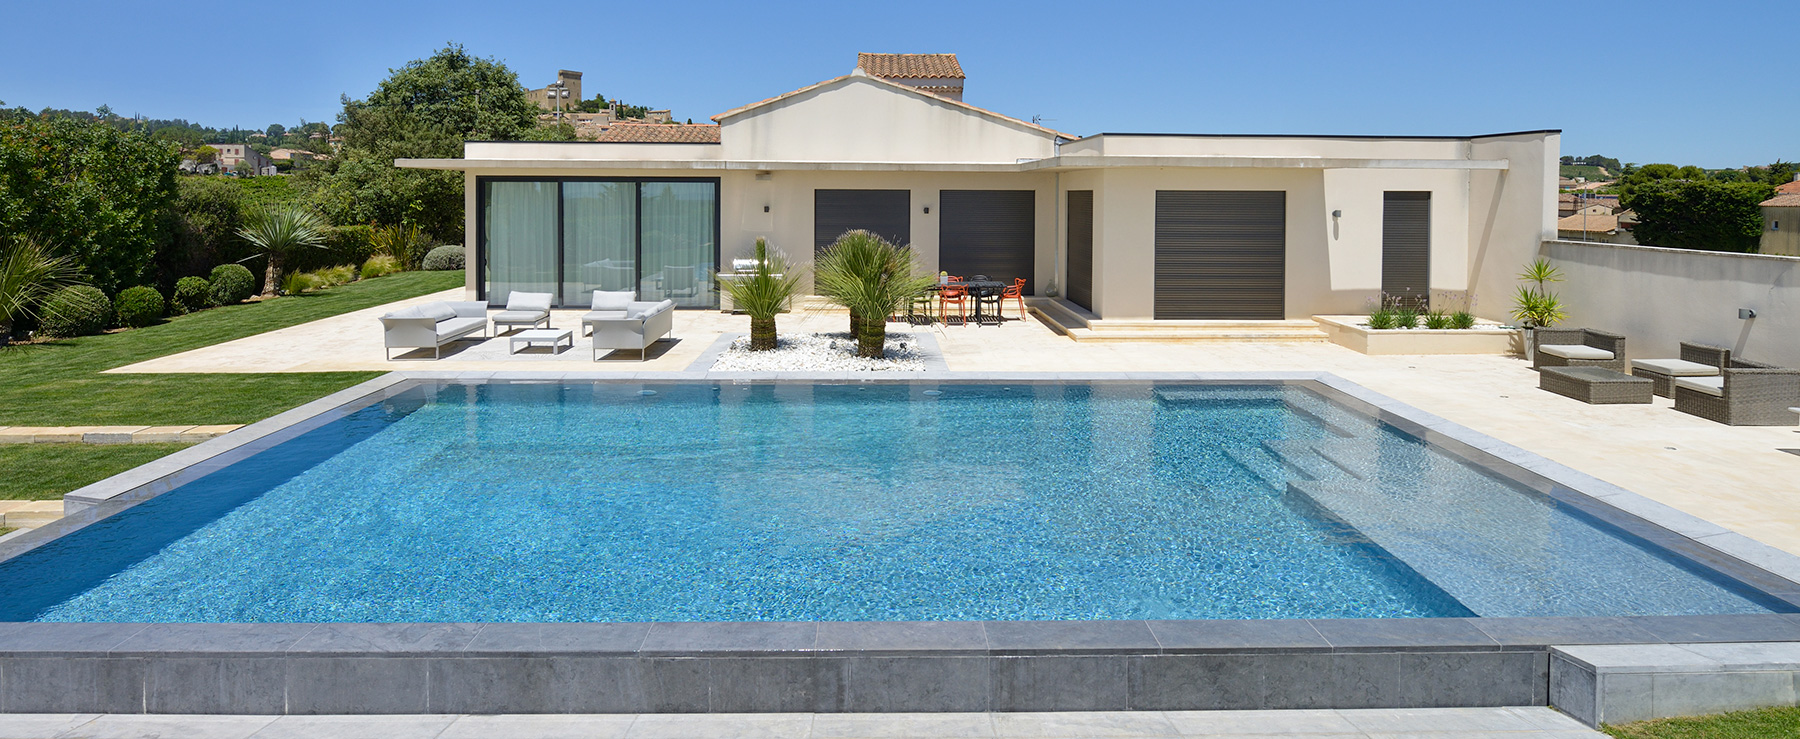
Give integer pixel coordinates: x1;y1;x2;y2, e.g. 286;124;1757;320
182;143;272;175
529;70;583;112
1557;212;1635;245
1760;193;1800;256
268;148;329;163
1776;177;1800;196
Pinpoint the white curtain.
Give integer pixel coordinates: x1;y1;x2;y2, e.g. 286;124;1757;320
562;182;637;304
484;181;558;303
640;182;716;308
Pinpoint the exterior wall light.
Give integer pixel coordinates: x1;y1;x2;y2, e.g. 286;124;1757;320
923;206;931;214
1331;210;1342;218
1739;308;1757;319
763;205;770;213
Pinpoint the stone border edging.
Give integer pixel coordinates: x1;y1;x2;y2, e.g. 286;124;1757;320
0;425;241;445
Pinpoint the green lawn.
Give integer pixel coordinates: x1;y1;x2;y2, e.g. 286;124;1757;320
1603;706;1800;738
1561;164;1612;181
0;443;196;500
0;270;460;426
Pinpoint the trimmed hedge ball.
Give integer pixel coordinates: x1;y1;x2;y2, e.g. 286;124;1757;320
421;244;465;271
171;276;210;315
113;286;165;328
207;263;257;306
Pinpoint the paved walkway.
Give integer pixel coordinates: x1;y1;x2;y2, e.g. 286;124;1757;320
102;289;1800;560
0;707;1604;738
0;425;239;445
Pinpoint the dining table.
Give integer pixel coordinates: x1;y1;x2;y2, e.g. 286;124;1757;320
937;280;1008;324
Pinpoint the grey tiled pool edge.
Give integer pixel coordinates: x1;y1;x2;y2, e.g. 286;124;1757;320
4;370;1800;715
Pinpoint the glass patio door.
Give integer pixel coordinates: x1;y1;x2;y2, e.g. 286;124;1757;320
639;182;717;308
483;181;558;302
561;182;637;306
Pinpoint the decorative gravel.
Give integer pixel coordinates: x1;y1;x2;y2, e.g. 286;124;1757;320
710;332;926;372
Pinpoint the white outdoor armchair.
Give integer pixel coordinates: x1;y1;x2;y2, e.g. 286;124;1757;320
581;290;674;361
491;291;552;334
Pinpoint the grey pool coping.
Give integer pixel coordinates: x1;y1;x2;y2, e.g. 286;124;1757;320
5;370;1800;715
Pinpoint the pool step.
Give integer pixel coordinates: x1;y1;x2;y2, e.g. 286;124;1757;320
0;500;64;529
1261;440;1355;482
1223;447;1294;492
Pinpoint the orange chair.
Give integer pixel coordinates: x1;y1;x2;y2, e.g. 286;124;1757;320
1000;279;1026;320
938;285;969;325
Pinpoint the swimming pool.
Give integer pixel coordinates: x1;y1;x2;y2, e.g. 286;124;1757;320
0;380;1787;623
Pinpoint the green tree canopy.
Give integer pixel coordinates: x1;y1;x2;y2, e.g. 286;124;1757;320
0;117;178;293
306;43;540;241
1622;180;1773;253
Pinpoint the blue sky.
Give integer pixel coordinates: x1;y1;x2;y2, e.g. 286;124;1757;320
1;0;1791;168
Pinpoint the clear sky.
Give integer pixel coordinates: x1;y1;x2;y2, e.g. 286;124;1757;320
1;0;1791;168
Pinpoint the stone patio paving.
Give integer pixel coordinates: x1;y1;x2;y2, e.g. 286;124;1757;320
101;288;1800;559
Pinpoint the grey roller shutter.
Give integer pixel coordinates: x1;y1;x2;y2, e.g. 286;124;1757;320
1153;191;1286;319
940;190;1036;293
1382;191;1431;308
814;190;910;254
1066;190;1094;310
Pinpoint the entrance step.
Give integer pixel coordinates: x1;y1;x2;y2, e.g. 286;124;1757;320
1552;642;1800;727
1026;299;1328;342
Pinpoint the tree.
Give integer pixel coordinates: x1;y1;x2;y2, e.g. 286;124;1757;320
306;43;540;242
192;145;219;165
726;238;804;351
1622;180;1774;253
161;177;255;287
0;116;179;293
237;206;327;297
266;123;286;139
813;230;936;358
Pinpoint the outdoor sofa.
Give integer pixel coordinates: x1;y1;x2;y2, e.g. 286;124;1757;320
1532;328;1626;372
1670;345;1800;426
1630;342;1726;398
492;292;552;334
581;290;674;361
379;300;488;359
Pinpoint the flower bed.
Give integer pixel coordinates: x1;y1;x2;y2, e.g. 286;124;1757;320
710;331;926;371
1314;315;1521;356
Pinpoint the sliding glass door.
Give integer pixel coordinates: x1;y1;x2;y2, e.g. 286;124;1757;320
482;181;558;302
479;178;718;309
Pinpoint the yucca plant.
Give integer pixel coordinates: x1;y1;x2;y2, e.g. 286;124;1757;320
0;237;86;345
813;230;936;358
727;238;804;351
239;206;328;297
1511;257;1567;328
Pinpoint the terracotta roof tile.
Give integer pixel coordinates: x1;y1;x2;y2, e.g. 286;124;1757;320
1777;180;1800;195
1557;213;1619;232
857;53;965;79
712;74;1074;140
1760;193;1800;207
591;123;720;144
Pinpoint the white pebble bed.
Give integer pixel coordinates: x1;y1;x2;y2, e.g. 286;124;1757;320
710;332;927;372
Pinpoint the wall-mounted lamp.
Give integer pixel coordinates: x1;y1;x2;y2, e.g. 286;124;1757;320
1331;209;1342;218
763;205;770;213
923;206;931;214
1739;308;1757;319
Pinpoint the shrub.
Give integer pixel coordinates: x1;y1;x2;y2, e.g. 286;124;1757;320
369;223;432;270
113;286;165;328
422;244;464;271
360;254;402;280
314;265;357;287
1392;305;1420;329
1423;310;1452;330
38;285;112;337
206;263;257;306
171;276;211;315
281;271;319;295
288;225;376;275
1450;310;1477;329
1366;307;1398;330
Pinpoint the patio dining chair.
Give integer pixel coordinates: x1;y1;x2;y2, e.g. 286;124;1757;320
1000;278;1026;320
939;285;969;325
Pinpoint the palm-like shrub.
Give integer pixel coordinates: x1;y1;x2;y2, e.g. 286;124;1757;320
238;206;328;297
369;223;433;270
727;238;803;351
813;230;935;359
1510;258;1567;328
0;237;85;344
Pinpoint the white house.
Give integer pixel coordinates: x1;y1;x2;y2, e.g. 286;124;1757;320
399;54;1558;322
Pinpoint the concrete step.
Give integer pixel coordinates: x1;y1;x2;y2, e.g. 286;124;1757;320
1552;642;1800;727
1026;303;1328;342
0;500;64;529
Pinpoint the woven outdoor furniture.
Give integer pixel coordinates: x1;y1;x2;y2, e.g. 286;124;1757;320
1630;342;1727;398
1671;349;1800;426
1532;328;1626;372
1539;366;1653;405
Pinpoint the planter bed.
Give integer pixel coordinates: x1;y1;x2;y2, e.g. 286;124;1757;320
1314;315;1520;356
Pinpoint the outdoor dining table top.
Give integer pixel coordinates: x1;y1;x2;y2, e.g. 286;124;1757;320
935;280;1007;293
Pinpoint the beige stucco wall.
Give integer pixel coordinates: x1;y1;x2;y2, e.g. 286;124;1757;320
1764;206;1800;256
717;76;1058;163
1547;239;1800;367
1060;135;1473;160
1467;133;1559;321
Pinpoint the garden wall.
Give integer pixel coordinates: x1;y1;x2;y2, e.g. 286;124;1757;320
1546;240;1800;368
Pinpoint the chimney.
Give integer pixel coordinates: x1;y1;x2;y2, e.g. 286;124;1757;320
855;53;965;101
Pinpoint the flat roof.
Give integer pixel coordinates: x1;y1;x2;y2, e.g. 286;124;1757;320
1085;129;1562;141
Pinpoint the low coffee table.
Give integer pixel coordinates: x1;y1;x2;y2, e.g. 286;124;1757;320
508;328;573;355
1539;366;1653;404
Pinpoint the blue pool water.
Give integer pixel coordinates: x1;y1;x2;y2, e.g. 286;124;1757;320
0;382;1784;623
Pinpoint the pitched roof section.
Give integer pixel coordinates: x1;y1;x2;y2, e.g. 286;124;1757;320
712;72;1074;140
1557;213;1620;232
857;53;964;79
591;123;721;144
1760;193;1800;207
1776;180;1800;195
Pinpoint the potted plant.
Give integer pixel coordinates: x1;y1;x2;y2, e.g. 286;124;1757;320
1510;258;1567;358
725;238;803;351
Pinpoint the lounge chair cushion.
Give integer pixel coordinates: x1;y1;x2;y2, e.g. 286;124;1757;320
581;310;629;321
435;316;486;337
493;310;547;323
591;290;635;311
1632;358;1719;377
628;299;676;320
1540;344;1615;361
416;302;458;323
1675;376;1725;397
504;291;553;312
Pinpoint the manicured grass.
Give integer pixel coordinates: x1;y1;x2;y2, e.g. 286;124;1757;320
0;443;194;500
0;270;460;426
1603;706;1800;738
